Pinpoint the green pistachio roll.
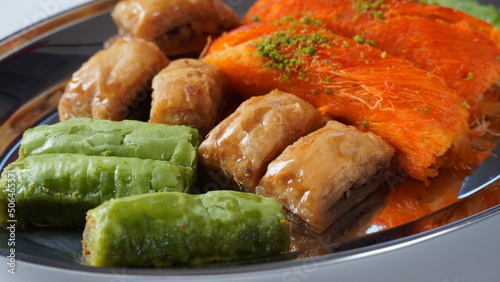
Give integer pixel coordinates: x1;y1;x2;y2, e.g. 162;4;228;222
0;154;194;227
82;191;291;267
18;118;201;168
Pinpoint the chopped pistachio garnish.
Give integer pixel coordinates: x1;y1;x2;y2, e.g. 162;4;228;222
352;0;389;19
251;15;261;22
305;46;316;55
311;89;318;95
300;15;323;25
352;34;364;42
381;51;387;58
326;76;332;82
423;108;429;114
352;34;377;47
254;28;330;79
467;72;475;80
324;88;333;94
461;102;471;109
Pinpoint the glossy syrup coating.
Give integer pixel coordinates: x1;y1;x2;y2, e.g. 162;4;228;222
149;59;226;136
257;120;394;233
58;37;168;121
111;0;241;57
197;90;327;191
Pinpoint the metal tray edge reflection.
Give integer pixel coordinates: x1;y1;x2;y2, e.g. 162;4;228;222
0;0;499;279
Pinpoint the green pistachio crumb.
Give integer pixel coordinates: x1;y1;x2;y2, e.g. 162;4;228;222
353;35;364;43
304;46;316;55
461;102;471;109
352;35;377;46
300;15;322;25
251;15;261;22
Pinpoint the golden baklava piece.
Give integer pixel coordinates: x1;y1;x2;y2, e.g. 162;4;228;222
111;0;240;57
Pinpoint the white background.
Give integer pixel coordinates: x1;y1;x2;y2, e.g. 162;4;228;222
0;0;95;41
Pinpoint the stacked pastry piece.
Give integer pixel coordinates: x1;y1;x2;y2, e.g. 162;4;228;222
59;0;240;135
198;90;395;233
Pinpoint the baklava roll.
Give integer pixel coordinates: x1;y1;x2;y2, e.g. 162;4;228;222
0;154;195;227
58;37;168;121
256;120;394;233
149;59;226;136
18;118;201;168
82;191;291;267
111;0;240;57
197;90;326;191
